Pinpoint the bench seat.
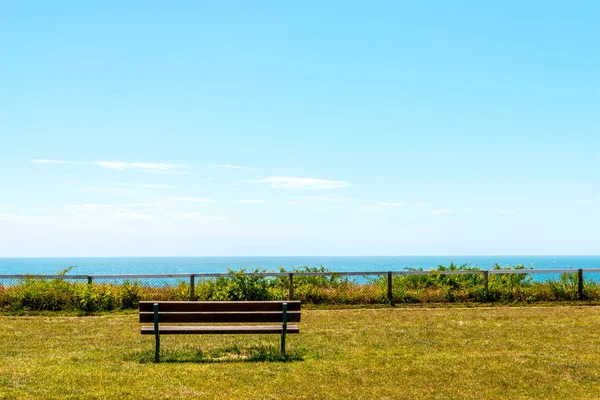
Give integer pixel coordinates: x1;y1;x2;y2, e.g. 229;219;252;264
139;301;301;362
141;324;300;335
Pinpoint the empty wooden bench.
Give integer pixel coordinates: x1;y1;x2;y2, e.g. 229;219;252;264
139;301;301;362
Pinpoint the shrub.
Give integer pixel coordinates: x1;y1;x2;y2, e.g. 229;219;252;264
209;269;275;301
9;277;76;311
2;264;600;311
119;281;142;309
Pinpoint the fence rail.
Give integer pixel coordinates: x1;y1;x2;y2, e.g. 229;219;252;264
2;269;600;311
5;268;600;280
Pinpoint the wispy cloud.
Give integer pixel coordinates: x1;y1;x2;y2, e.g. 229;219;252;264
357;202;409;211
253;176;350;190
32;159;189;173
72;181;172;195
431;207;474;215
358;205;382;211
173;212;229;220
31;159;74;164
432;209;454;215
276;201;305;206
275;200;342;214
167;196;219;203
112;211;153;220
378;202;405;207
576;200;596;205
94;161;189;172
65;204;128;212
231;200;265;204
313;205;343;214
0;212;56;223
498;209;517;215
170;198;264;204
212;164;255;170
124;203;159;208
299;196;351;202
119;183;172;189
64;204;153;220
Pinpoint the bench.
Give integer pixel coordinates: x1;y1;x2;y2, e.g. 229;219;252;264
139;300;301;362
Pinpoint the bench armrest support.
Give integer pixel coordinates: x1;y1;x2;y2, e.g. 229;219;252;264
281;302;287;355
154;303;160;363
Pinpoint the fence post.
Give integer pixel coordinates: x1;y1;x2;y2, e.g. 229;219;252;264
87;276;93;285
387;272;393;305
190;274;195;301
578;269;584;300
288;273;294;300
483;271;489;300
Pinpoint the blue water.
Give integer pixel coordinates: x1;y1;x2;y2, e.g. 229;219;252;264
1;256;599;275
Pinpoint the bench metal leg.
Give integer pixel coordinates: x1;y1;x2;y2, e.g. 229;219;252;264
281;302;287;355
154;303;160;363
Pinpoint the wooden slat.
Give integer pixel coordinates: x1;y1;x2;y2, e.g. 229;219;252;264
139;301;301;312
141;325;300;335
139;311;301;323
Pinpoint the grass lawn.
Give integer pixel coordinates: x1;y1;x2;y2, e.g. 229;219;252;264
1;306;600;399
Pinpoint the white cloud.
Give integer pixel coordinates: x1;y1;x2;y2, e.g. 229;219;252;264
311;205;342;214
116;212;153;220
78;187;132;195
167;196;219;203
212;164;255;170
276;201;305;206
357;202;410;211
253;176;350;190
94;161;189;172
31;159;73;164
358;205;382;211
169;197;264;204
299;196;351;202
0;212;56;223
378;202;405;207
32;159;188;173
173;212;229;220
64;204;153;220
431;208;472;215
65;204;120;211
118;183;172;189
231;200;265;204
124;203;159;208
75;182;173;195
576;200;596;205
432;209;453;215
498;209;517;215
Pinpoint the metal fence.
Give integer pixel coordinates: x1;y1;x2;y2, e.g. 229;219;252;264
2;269;600;310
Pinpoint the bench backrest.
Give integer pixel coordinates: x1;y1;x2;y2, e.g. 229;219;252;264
139;301;301;323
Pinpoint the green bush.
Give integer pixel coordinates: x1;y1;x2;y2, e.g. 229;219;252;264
1;264;600;312
206;269;276;301
119;281;142;309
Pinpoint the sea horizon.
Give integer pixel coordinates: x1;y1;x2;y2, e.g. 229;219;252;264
1;255;600;275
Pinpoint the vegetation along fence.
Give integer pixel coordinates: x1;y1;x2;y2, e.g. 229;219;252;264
1;264;600;312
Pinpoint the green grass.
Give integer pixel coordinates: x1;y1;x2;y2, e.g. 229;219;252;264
1;306;600;399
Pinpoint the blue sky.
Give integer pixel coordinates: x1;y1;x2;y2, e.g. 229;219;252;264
1;1;598;256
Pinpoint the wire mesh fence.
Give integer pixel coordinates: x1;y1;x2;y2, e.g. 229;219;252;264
1;269;600;311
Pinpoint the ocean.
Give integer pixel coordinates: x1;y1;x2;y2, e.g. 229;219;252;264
1;256;599;275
